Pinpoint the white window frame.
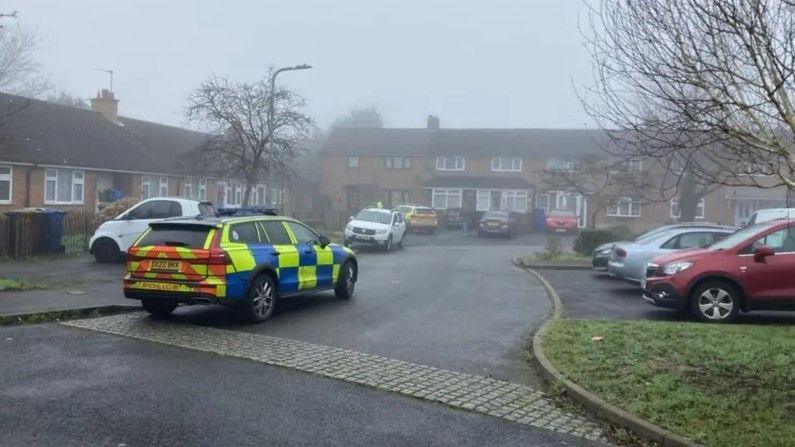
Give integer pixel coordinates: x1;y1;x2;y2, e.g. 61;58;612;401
0;164;12;204
184;180;193;199
611;159;643;173
435;156;465;171
431;188;462;209
348;156;360;169
198;179;207;200
385;156;411;170
535;193;550;213
158;177;169;196
476;189;490;211
502;190;528;213
607;197;642;217
141;176;152;199
546;158;580;172
44;168;85;205
670;198;706;220
491;157;522;172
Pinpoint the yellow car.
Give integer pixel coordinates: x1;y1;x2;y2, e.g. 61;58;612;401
395;205;438;233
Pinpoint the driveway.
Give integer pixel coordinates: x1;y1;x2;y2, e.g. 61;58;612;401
541;268;795;324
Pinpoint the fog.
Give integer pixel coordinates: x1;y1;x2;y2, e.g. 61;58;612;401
16;0;592;129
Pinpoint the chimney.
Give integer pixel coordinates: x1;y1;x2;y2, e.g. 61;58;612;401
91;89;119;122
426;114;440;130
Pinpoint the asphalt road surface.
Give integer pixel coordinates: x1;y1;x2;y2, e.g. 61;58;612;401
541;268;795;324
171;231;551;386
1;230;607;446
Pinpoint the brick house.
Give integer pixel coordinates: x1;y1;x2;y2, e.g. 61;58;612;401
320;116;791;231
0;90;287;214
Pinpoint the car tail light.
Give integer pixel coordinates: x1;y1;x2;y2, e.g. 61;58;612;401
207;230;231;265
615;247;627;258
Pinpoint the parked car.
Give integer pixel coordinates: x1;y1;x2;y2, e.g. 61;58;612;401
124;214;356;322
444;208;464;228
89;197;215;263
644;218;795;322
478;210;519;238
395;205;438;233
344;208;407;251
592;222;732;271
746;208;795;226
546;210;578;233
608;226;735;284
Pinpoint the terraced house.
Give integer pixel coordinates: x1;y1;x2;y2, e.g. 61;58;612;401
320;116;792;230
0;90;287;214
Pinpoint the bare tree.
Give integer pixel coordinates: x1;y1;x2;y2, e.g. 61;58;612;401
46;90;88;109
331;106;384;129
581;0;795;217
185;71;315;206
0;23;50;96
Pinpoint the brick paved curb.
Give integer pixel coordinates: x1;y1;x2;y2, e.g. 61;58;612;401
63;313;607;443
0;305;140;327
527;268;703;447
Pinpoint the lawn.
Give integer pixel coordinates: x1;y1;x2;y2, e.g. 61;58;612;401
541;319;795;447
0;277;38;292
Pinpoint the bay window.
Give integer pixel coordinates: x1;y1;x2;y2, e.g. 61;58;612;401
44;168;84;205
0;165;12;203
431;188;462;209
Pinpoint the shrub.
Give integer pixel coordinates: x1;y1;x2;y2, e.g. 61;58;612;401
536;235;563;261
573;229;621;256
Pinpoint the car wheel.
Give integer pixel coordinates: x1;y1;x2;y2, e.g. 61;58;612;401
384;236;392;252
141;299;178;318
242;273;277;323
335;261;356;299
689;281;740;323
93;238;120;263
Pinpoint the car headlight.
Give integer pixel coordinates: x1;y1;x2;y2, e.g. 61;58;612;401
345;223;353;231
662;261;694;275
376;229;387;234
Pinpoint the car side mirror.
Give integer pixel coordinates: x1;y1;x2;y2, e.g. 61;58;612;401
349;216;354;221
754;245;774;262
318;235;331;248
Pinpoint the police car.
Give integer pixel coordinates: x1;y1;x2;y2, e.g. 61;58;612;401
123;214;357;322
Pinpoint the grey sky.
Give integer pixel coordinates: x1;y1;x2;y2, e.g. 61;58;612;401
16;0;593;130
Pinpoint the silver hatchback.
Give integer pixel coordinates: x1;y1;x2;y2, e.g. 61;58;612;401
608;226;735;285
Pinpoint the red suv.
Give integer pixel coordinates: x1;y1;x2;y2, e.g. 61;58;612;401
644;219;795;322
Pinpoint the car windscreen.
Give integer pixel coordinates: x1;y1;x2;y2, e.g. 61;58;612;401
483;211;508;219
355;210;392;224
709;221;780;250
138;225;212;248
548;211;574;217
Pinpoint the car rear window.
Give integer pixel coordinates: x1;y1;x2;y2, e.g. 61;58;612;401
138;225;212;249
484;211;508;219
415;208;434;215
198;202;215;216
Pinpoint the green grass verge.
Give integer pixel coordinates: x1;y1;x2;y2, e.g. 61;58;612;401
529;252;590;264
542;319;795;447
0;277;38;292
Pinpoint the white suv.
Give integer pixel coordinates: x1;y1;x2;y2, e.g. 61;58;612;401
344;208;407;252
89;197;214;262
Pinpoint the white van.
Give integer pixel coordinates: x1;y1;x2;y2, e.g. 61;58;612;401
746;208;795;226
89;198;214;262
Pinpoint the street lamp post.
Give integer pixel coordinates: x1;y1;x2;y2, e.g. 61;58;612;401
267;64;311;214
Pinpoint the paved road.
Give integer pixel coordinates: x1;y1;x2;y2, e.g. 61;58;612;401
172;234;550;386
541;268;795;324
0;324;598;447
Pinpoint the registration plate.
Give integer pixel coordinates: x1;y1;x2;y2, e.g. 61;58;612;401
487;222;499;227
150;260;181;271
